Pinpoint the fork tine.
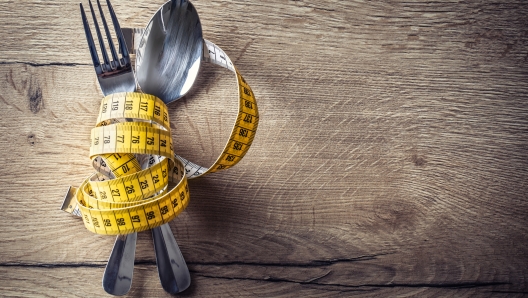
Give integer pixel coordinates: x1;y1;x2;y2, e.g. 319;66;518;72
80;3;102;74
96;0;119;69
88;0;111;71
106;0;130;60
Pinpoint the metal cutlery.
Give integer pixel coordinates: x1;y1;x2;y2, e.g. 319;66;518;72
80;0;190;295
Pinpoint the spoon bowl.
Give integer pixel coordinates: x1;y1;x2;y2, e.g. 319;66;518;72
136;0;203;104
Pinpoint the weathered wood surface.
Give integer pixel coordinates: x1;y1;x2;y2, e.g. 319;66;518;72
1;0;527;297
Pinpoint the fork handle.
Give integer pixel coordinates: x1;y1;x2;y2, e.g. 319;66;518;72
152;223;191;294
102;232;137;296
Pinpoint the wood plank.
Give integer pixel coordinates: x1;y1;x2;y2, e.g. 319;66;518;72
0;0;527;296
0;266;516;297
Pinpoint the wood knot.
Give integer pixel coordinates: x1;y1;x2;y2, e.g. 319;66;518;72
27;133;36;146
411;154;426;166
28;79;43;114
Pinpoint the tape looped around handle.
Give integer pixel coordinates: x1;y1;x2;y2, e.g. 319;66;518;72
61;40;259;235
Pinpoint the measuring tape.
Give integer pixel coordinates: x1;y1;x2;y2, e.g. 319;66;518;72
61;39;259;235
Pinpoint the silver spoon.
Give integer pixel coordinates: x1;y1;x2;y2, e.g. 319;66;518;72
135;0;203;294
136;0;203;104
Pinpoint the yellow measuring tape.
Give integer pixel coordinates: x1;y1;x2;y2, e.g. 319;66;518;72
61;40;258;235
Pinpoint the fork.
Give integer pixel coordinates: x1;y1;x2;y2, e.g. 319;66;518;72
80;0;190;295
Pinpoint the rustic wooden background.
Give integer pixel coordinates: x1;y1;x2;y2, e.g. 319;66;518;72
1;0;527;297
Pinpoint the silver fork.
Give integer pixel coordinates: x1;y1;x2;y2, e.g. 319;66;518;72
80;0;190;295
81;0;134;94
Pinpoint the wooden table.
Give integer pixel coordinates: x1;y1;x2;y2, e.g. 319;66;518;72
1;0;527;297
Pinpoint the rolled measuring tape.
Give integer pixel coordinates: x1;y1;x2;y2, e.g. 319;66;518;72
61;39;259;235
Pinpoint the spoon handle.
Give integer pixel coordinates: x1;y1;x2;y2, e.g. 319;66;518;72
102;232;137;296
152;223;191;294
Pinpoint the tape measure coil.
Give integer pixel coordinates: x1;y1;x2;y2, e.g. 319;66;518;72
62;39;259;235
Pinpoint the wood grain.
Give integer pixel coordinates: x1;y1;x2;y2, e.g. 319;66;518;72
1;0;527;297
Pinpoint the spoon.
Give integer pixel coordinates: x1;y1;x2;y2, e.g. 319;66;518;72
136;0;203;104
135;0;203;293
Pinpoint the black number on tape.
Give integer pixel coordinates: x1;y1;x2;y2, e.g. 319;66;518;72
239;128;248;137
243;87;251;96
147;137;154;145
116;218;125;226
245;100;253;109
244;114;253;123
125;100;133;110
140;180;149;189
233;142;243;150
146;211;155;220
